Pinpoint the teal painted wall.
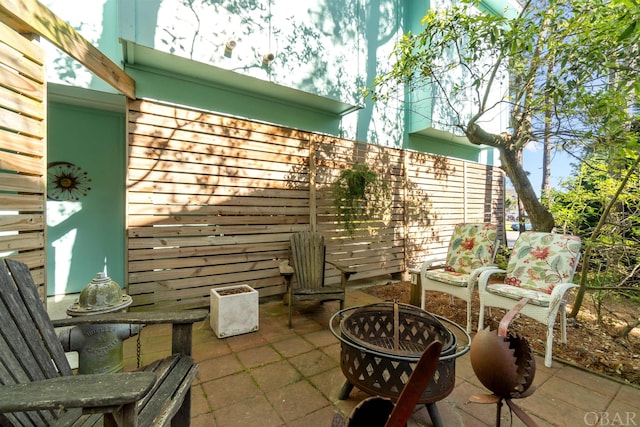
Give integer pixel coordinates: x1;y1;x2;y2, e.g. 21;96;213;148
47;103;126;295
126;66;344;135
406;1;435;134
407;134;480;162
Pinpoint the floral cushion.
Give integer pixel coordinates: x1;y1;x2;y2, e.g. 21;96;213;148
445;223;498;275
504;232;582;295
486;284;551;306
424;270;471;287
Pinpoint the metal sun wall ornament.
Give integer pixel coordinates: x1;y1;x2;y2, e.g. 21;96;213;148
47;161;92;201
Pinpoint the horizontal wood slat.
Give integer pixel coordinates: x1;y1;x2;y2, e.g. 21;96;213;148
0;214;44;232
0;149;43;175
0;102;43;137
127;99;505;310
0;128;44;157
0;193;44;212
0;42;44;86
0;232;45;252
0;171;44;193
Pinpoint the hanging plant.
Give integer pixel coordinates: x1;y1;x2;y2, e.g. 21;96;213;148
332;164;390;236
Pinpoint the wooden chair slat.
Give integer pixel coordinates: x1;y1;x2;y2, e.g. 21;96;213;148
0;409;48;426
4;259;73;377
53;408;90;427
135;354;181;410
137;356;198;426
0;263;69;380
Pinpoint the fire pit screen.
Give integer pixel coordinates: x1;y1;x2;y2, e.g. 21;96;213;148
330;302;470;426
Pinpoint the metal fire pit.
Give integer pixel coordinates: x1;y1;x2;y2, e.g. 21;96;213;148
330;302;470;426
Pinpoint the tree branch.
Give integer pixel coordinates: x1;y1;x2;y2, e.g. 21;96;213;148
570;153;640;318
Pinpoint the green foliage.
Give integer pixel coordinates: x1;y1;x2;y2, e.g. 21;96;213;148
550;148;640;291
331;164;390;236
551;151;639;237
494;244;512;271
365;0;639;232
368;0;638;148
504;195;516;213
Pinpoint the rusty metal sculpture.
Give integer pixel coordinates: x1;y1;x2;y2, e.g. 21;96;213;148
331;340;443;427
469;298;538;427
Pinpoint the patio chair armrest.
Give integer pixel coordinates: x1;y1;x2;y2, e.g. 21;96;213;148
550;282;579;296
53;309;208;355
418;258;447;281
52;309;209;327
326;259;357;276
0;372;156;413
468;265;500;282
420;257;447;271
548;282;580;307
477;268;506;291
279;260;294;277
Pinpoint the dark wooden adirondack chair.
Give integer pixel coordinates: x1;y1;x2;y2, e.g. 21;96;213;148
280;231;356;328
0;258;208;427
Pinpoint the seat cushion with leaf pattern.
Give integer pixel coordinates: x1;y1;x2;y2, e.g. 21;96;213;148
485;283;551;306
444;223;498;274
501;232;582;295
423;269;471;287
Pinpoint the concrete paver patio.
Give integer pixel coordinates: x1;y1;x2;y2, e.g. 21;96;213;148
122;288;640;426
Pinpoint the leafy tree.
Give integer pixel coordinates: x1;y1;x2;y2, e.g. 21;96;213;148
365;0;639;232
551;141;640;318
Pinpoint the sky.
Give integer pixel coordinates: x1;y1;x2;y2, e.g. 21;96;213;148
506;142;576;197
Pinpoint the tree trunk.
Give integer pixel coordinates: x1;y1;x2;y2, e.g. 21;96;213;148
541;126;552;202
465;123;555;232
541;58;555;204
501;148;555;231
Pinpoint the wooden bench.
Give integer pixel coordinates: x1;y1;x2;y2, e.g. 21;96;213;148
0;258;208;427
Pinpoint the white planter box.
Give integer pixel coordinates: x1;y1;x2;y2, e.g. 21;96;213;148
210;285;259;338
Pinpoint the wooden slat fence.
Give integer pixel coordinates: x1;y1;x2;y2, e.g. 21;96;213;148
0;20;46;300
127;99;505;310
404;151;505;268
314;135;406;281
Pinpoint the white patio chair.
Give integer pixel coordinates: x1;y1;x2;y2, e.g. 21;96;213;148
478;231;582;367
420;223;498;333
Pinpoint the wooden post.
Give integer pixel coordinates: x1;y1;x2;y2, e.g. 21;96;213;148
309;135;317;233
408;267;421;307
402;150;411;282
463;161;468;222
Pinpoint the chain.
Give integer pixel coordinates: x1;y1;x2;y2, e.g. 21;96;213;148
136;328;142;368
